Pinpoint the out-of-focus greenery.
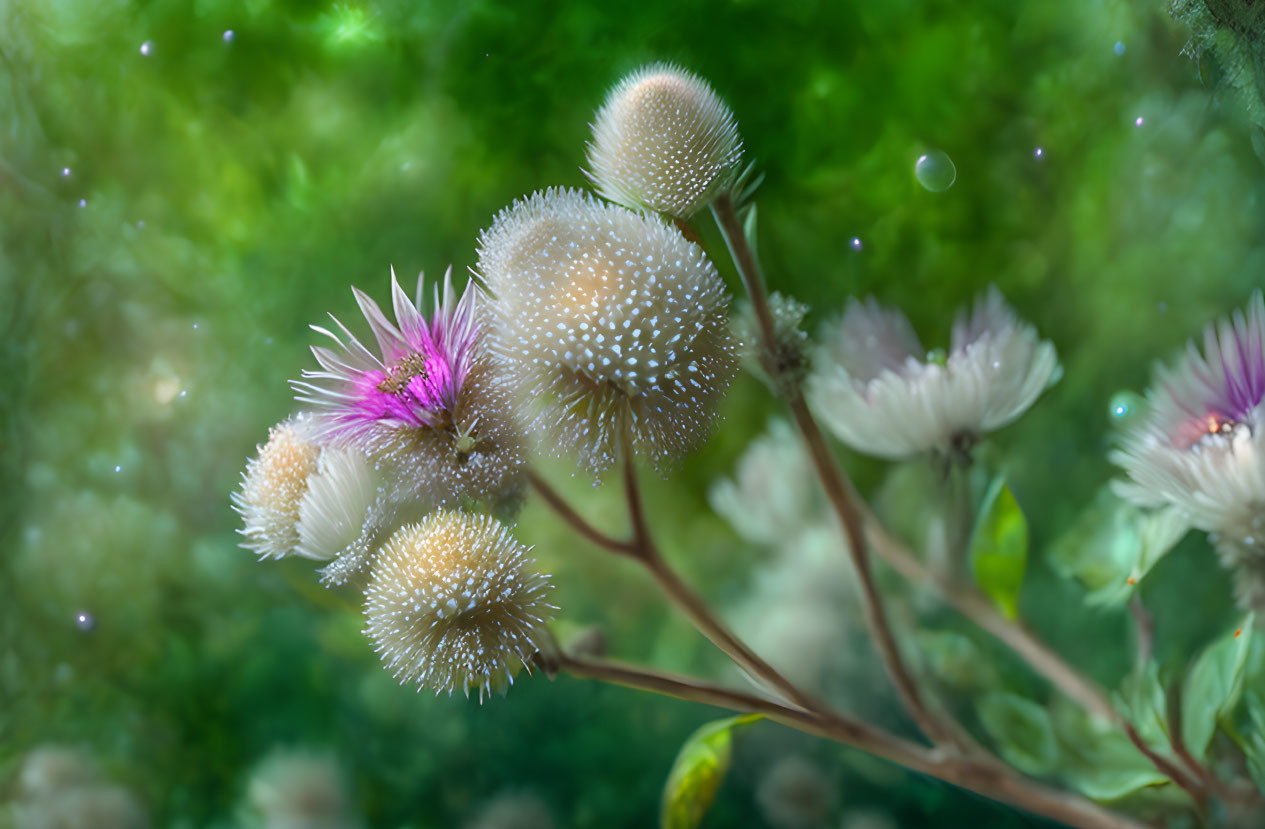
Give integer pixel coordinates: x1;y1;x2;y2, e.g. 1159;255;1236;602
4;0;1265;826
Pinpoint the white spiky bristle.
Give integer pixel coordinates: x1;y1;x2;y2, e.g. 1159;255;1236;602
477;188;738;476
233;416;322;559
363;511;555;700
586;63;743;218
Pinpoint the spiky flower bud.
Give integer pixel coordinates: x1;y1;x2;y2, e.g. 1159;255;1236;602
586;63;743;218
233;415;378;562
477;188;738;475
735;292;811;397
363;510;555;699
294;269;525;511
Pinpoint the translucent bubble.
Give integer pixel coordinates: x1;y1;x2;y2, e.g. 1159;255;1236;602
1114;41;1126;56
75;611;96;632
139;40;153;56
915;150;956;192
223;30;235;43
1108;391;1144;426
849;237;863;251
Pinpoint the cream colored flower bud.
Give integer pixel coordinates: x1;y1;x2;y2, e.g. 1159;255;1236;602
586;63;743;218
233;414;377;562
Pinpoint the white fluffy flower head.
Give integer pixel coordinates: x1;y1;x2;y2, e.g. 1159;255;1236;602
233;415;377;561
363;510;555;699
586;63;743;218
477;188;738;475
808;288;1060;460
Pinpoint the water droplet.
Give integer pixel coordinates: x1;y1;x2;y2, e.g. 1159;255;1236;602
61;167;71;177
139;40;153;56
1033;147;1044;160
1108;391;1143;425
76;611;97;632
915;150;956;192
1134;116;1145;128
114;464;122;472
77;198;86;208
1114;41;1126;56
223;30;235;43
849;237;863;251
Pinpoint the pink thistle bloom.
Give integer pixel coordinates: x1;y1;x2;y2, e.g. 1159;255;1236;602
1112;292;1265;609
294;268;524;511
300;267;476;441
1113;292;1265;538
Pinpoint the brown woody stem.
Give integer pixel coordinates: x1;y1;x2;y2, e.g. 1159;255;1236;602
559;652;1146;829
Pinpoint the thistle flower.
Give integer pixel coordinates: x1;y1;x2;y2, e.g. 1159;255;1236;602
363;510;555;699
232;415;378;562
476;188;738;475
808;288;1060;460
586;63;743;218
294;268;525;509
1112;292;1265;609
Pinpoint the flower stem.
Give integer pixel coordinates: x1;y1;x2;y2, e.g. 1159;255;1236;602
713;192;956;749
620;451;822;713
558;652;1147;829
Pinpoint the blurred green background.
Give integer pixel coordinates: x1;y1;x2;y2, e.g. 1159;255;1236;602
3;0;1263;826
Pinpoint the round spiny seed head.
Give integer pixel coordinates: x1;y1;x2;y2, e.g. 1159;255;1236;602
586;63;743;218
233;414;380;562
477;188;739;476
363;511;555;700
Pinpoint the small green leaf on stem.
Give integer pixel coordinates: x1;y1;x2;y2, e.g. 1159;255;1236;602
661;713;763;829
969;478;1028;619
977;691;1059;775
1181;616;1255;758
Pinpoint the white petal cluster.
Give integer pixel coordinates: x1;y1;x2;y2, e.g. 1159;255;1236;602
586;63;742;218
809;288;1060;460
363;511;555;699
233;415;378;561
477;188;738;475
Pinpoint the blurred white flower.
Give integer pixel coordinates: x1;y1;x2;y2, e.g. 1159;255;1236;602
464;790;556;829
709;419;818;546
756;754;838;829
809;288;1060;460
246;749;358;829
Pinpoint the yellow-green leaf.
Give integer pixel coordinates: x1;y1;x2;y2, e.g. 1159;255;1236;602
660;714;762;829
969;478;1028;619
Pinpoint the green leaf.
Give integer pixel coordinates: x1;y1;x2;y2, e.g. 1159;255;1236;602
1048;486;1188;606
968;478;1028;619
1242;692;1265;794
1117;662;1170;747
660;714;762;829
1050;699;1171;802
976;691;1058;775
1182;616;1255;758
915;629;998;691
741;203;759;258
